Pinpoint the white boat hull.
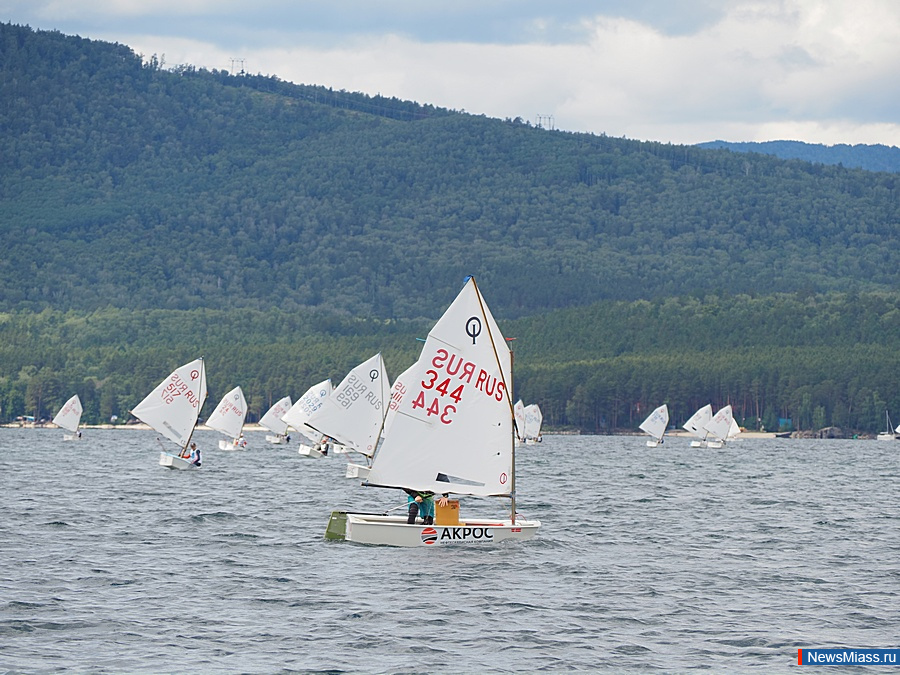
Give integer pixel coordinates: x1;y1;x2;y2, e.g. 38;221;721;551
218;439;246;451
298;444;326;458
266;434;285;444
645;439;662;447
689;440;706;448
62;434;83;441
159;452;198;470
876;433;898;441
345;463;371;479
325;512;541;547
707;440;724;449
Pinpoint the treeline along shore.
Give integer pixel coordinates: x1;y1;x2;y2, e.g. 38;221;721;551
2;290;899;436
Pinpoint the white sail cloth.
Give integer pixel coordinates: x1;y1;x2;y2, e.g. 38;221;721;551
52;394;83;433
305;355;390;456
206;386;247;439
132;358;207;449
366;277;513;497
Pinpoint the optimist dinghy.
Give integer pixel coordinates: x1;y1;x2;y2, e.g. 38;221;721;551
207;386;248;450
639;403;668;447
131;358;207;469
300;355;389;471
326;276;541;547
260;396;292;444
53;394;84;440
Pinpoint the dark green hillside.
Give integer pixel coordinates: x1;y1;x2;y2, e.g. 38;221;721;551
2;23;899;319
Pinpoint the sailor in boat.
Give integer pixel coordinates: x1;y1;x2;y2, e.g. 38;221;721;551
189;442;202;467
405;489;435;525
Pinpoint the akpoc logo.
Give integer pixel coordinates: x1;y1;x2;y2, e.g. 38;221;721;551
421;526;495;544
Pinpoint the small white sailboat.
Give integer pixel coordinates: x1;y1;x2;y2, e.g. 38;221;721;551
52;394;83;440
326;276;541;547
639;403;668;447
524;403;543;444
207;386;248;450
131;358;208;469
683;404;712;447
877;411;898;440
513;399;526;446
301;354;390;469
260;396;292;444
704;404;733;449
281;379;333;457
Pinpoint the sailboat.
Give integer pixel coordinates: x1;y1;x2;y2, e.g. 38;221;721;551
877;411;898;440
260;396;292;444
524;403;543;444
282;378;333;454
704;404;733;449
639;403;668;447
514;399;526;445
131;358;207;470
683;404;712;447
207;386;248;450
325;276;541;547
52;394;83;440
300;355;390;470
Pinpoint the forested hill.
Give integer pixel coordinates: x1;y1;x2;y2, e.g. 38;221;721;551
697;140;900;173
2;22;899;320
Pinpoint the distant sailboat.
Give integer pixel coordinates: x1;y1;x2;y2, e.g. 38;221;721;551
260;396;292;444
523;403;543;444
704;405;733;449
639;403;668;447
282;378;333;448
877;411;898;440
301;354;390;474
514;399;526;445
131;358;207;470
207;386;248;450
52;394;83;440
683;404;712;448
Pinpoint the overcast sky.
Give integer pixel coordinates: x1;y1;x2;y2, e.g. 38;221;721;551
3;0;899;146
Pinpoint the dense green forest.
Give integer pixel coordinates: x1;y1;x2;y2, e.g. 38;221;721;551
3;291;899;434
697;140;900;174
2;23;899;435
1;23;898;318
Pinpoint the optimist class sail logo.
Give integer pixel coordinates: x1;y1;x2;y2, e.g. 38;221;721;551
421;527;438;545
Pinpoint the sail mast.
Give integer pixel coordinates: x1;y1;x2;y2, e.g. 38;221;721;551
181;357;205;452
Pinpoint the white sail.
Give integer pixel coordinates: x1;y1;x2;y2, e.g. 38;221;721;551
514;400;526;441
683;404;712;439
206;386;247;440
639;404;669;442
306;354;390;457
727;417;741;440
704;405;733;443
382;363;416;438
524;403;543;440
366;277;513;497
132;358;207;450
282;378;333;443
259;396;292;436
52;394;83;433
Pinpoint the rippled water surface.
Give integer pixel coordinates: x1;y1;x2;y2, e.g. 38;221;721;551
1;429;898;673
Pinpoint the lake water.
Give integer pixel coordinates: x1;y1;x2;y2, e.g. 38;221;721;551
1;429;897;673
